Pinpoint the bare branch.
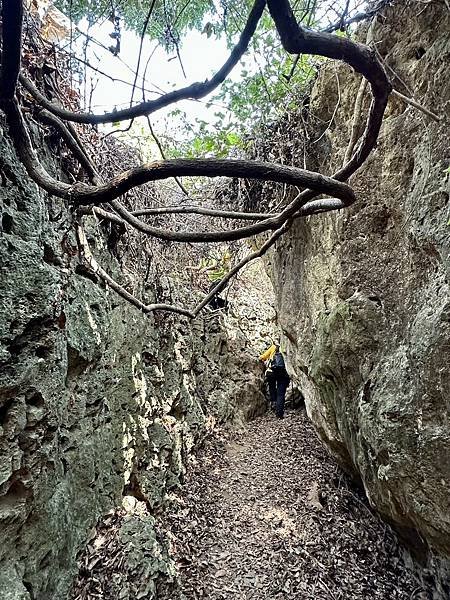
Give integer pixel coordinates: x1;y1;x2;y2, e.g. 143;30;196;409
104;171;353;241
79;197;347;227
322;1;390;33
35;50;161;97
1;98;356;243
192;221;291;316
18;0;267;124
371;45;442;123
76;225;195;318
78;206;124;225
131;198;348;220
339;0;351;31
76;217;292;320
36;109;100;182
391;88;442;123
145;116;188;196
133;205;271;220
130;0;158;107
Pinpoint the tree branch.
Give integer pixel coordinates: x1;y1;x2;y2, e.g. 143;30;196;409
130;0;158;108
36;109;100;182
1;98;356;243
76;218;292;319
0;0;394;318
18;0;267;124
267;0;391;188
79;197;347;227
132;205;271;220
391;88;442;123
323;0;390;33
192;221;291;316
145;116;189;195
76;225;195;318
131;198;348;220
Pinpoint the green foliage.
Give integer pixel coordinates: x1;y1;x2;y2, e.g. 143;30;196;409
55;0;254;50
218;52;317;131
57;0;327;155
163;53;318;158
198;250;232;282
170;127;246;159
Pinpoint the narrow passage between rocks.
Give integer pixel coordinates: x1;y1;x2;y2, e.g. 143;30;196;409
158;409;422;600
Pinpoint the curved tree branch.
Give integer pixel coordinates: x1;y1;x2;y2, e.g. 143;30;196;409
1;0;392;317
75;159;354;207
80;197;347;225
36;109;99;181
1;0;390;247
18;0;267;125
1;96;356;244
267;0;391;188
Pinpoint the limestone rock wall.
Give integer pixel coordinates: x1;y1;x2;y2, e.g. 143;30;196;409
0;126;266;599
268;0;449;564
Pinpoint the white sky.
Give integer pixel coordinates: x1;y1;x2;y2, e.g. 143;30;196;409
53;0;366;147
70;19;237;137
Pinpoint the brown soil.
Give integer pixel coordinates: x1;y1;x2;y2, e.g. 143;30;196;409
157;409;426;600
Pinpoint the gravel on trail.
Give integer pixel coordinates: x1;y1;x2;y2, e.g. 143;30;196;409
157;408;425;600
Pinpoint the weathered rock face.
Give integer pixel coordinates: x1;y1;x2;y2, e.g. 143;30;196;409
269;0;449;564
0;126;266;598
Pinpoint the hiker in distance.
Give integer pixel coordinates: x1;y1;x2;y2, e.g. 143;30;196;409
259;341;290;419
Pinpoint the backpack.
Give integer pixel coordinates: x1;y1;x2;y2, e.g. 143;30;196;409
270;351;285;370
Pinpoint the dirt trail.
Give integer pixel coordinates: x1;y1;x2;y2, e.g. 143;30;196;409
158;409;425;600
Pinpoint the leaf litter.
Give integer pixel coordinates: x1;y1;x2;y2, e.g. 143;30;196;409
156;408;428;600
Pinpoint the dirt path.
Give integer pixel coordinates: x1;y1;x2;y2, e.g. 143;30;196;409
158;409;425;600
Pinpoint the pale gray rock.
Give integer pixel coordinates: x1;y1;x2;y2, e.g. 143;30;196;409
267;1;450;577
0;123;267;598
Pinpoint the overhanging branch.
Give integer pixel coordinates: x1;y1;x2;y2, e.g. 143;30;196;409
80;197;347;226
18;0;266;125
1;97;356;243
0;0;393;317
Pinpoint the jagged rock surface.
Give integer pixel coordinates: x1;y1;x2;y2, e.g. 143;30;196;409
267;0;449;576
0;125;267;599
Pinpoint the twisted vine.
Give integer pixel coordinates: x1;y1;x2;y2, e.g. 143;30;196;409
0;0;391;317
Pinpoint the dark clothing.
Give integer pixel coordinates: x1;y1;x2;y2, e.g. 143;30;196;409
267;367;290;418
209;294;227;311
208;281;228;311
